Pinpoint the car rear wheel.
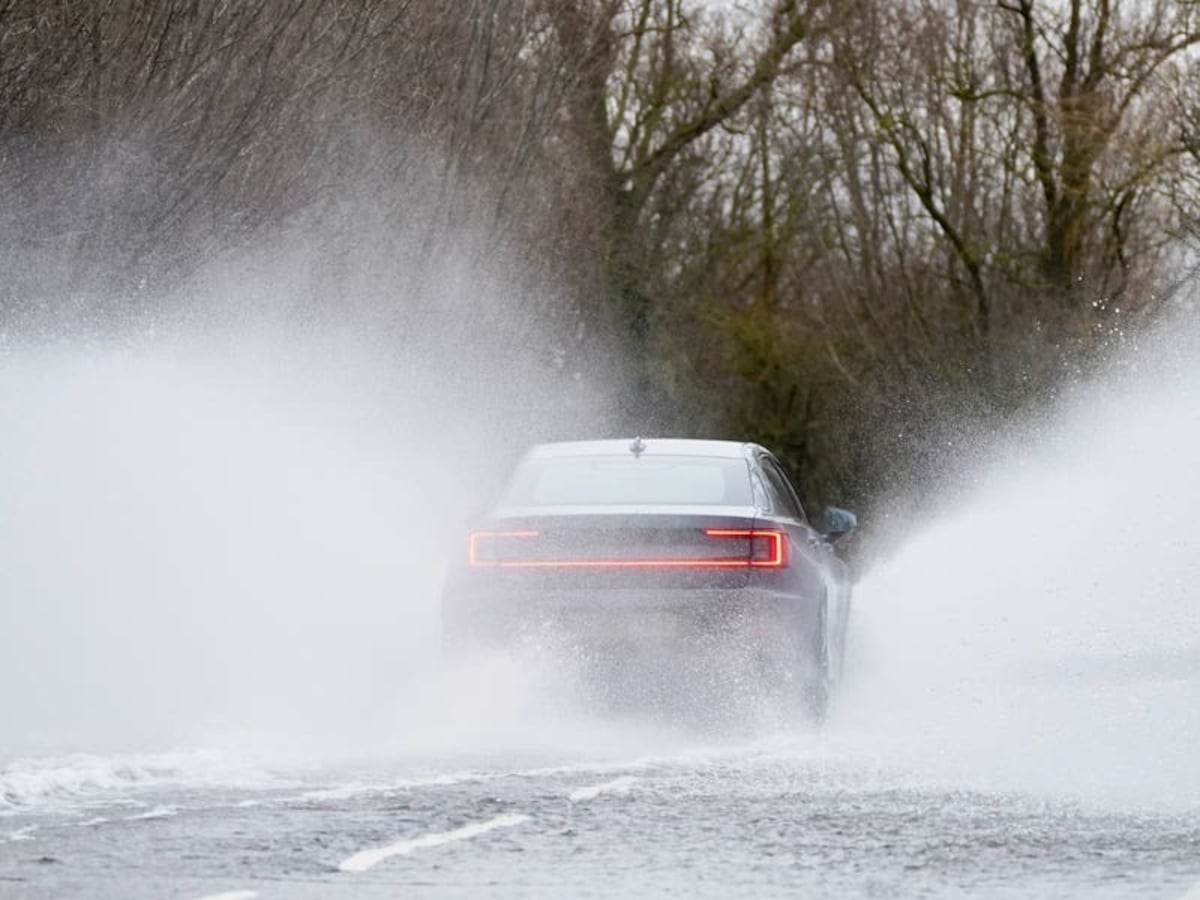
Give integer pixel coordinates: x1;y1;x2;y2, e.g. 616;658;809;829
802;657;830;722
756;602;829;724
804;599;832;722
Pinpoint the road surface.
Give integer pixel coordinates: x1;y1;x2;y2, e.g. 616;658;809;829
3;734;1198;899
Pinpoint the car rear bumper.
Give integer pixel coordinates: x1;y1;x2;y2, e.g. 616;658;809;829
441;585;822;652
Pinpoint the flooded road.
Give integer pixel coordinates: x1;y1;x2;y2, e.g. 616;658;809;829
4;741;1199;899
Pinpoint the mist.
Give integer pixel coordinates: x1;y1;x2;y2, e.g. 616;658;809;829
0;340;407;745
0;230;624;767
6;299;1200;818
831;307;1200;810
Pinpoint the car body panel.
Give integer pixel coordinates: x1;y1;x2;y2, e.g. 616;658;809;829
441;438;855;716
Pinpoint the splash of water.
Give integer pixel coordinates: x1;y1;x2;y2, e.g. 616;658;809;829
0;333;683;808
0;339;456;757
831;323;1200;809
4;313;1200;814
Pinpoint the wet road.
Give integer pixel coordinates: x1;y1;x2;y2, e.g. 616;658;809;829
4;743;1199;900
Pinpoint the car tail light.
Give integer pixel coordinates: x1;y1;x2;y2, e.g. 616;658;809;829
468;528;787;568
703;528;787;567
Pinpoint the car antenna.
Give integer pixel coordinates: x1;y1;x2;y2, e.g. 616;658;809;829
629;436;646;458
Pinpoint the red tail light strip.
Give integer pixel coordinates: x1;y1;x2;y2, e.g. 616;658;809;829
468;528;787;568
704;528;787;567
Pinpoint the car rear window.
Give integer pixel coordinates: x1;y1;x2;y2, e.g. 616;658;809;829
500;456;752;506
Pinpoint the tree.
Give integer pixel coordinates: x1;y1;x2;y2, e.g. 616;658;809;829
543;0;821;425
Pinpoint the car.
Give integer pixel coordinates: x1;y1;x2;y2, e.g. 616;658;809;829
441;437;856;719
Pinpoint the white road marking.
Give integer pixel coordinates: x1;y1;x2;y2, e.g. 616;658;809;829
6;825;38;842
124;804;177;821
191;892;259;900
338;813;529;873
567;775;639;802
1182;877;1200;899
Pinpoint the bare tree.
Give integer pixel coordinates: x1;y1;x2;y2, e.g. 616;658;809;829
541;0;821;424
4;0;1200;519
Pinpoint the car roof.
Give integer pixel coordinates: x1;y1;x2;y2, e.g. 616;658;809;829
523;438;757;460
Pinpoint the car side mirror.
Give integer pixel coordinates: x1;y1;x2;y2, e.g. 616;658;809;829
821;507;857;543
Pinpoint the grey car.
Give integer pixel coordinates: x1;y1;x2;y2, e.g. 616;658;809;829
441;438;856;719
